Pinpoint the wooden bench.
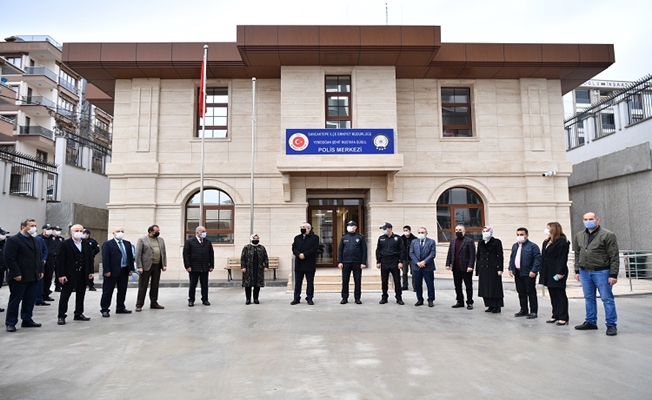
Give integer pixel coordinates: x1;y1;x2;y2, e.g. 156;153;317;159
225;257;279;281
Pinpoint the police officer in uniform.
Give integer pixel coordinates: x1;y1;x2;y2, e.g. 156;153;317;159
375;222;406;305
39;224;58;302
83;229;100;291
338;221;367;304
52;226;65;292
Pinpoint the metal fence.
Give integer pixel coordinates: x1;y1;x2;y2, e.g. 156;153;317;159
620;251;652;291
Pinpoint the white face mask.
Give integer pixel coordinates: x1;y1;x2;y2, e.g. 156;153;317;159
403;231;410;237
115;232;125;240
73;231;85;240
28;227;38;237
544;228;550;236
382;229;388;236
52;231;60;236
417;233;426;240
516;236;526;243
482;232;492;240
0;234;5;241
45;229;52;236
346;226;354;233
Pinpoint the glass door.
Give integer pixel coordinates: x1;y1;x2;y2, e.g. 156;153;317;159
308;198;364;267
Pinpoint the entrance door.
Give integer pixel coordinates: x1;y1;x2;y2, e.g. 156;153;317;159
308;199;363;267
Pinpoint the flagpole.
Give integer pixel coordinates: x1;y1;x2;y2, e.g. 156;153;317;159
200;45;208;225
250;77;256;236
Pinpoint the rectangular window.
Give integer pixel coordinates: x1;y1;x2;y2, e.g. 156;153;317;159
5;57;21;69
57;97;75;118
36;150;48;162
325;75;351;129
9;165;34;196
441;87;472;137
91;150;106;174
575;89;590;104
198;87;228;138
66;140;83;167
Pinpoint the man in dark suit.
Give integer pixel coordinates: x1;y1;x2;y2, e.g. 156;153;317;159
291;222;320;305
445;225;477;310
409;227;437;307
135;224;167;311
100;227;134;317
0;226;8;313
183;226;214;307
3;218;43;332
56;224;94;325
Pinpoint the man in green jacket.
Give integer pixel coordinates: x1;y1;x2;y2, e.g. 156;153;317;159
573;212;619;336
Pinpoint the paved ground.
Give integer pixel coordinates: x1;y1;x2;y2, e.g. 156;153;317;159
1;280;651;400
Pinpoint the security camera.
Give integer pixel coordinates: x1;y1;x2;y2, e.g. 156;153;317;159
542;171;557;177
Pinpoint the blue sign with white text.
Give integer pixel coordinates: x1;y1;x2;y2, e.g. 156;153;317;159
285;129;395;155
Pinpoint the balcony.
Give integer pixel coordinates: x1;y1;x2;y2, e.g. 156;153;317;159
0;82;18;105
0;115;15;139
19;125;54;140
58;78;79;96
20;95;56;116
23;66;58;89
93;125;112;141
56;107;76;120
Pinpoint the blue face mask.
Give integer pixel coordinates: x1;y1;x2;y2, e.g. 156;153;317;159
584;220;597;230
200;232;207;239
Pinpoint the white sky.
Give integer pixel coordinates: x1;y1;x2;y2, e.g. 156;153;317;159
3;0;650;81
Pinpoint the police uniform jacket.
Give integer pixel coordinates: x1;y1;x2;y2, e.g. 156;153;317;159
337;232;367;264
375;233;406;268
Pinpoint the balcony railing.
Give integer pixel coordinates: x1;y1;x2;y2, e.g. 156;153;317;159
20;95;56;110
24;66;58;83
18;125;54;140
94;125;112;140
58;78;78;95
0;115;16;125
56;107;76;119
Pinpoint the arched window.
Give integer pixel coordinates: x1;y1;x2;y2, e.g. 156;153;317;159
437;187;484;242
185;188;234;243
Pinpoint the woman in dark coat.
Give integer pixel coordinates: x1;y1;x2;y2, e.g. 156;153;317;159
476;226;504;313
241;234;269;305
539;222;570;325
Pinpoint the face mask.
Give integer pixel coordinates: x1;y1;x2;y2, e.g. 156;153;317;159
383;229;388;235
544;228;550;236
115;232;125;240
516;236;526;243
584;220;596;230
482;232;492;240
152;232;160;238
251;240;260;245
73;232;85;240
346;226;354;233
45;229;52;236
53;231;60;236
300;228;307;234
200;232;207;239
28;227;38;237
0;234;5;241
403;231;410;237
417;233;426;240
455;231;464;239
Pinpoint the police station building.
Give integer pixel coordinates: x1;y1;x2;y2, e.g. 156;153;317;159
63;25;614;281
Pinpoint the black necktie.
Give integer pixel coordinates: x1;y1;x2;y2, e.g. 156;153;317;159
421;240;425;247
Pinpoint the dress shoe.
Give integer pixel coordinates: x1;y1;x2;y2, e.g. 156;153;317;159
0;308;5;312
135;307;143;312
396;299;404;305
401;286;409;291
290;300;300;305
414;300;424;306
340;299;348;304
88;287;97;291
526;313;538;319
546;318;558;323
254;299;260;304
116;309;132;314
101;311;110;317
246;300;251;305
202;301;211;306
379;298;388;304
355;299;362;304
35;302;50;306
514;310;528;317
74;314;91;321
575;321;598;330
21;320;42;328
44;296;55;302
188;301;195;307
485;307;494;312
491;308;501;314
606;326;618;336
6;325;16;332
428;301;434;307
467;304;473;310
150;304;165;309
451;303;464;308
54;287;62;292
556;320;569;326
57;317;66;325
307;299;314;305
